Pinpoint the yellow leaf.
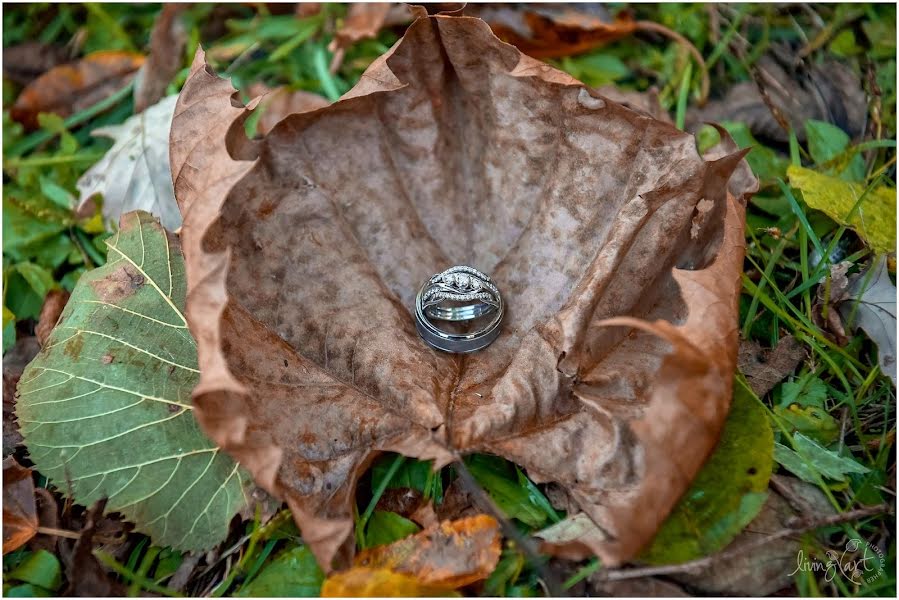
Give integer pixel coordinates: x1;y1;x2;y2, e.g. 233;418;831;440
321;568;460;597
787;165;896;254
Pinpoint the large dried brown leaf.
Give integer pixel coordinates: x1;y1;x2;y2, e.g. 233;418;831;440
171;13;754;571
10;51;144;130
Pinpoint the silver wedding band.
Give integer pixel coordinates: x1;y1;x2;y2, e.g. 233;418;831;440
415;266;504;353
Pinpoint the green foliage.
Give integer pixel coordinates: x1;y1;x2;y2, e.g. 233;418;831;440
364;511;421;549
371;455;443;502
464;455;556;530
774;433;870;484
3;550;63;596
234;545;324;597
640;383;774;564
16;212;250;552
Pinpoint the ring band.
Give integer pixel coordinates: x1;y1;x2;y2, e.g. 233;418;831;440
415;266;504;353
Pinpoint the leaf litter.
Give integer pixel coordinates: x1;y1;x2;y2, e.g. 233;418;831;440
170;10;755;571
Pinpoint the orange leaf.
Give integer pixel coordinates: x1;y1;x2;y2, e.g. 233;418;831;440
3;457;38;554
322;515;500;594
11;50;144;130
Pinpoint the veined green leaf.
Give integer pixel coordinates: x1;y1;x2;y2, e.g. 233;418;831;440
774;433;870;484
16;211;251;552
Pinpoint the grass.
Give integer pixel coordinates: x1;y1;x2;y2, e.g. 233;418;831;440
2;2;895;597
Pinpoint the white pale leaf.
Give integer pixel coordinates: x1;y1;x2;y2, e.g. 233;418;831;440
77;94;181;231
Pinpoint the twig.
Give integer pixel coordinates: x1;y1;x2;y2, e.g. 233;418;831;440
451;455;564;597
635;20;710;105
594;503;892;582
36;526;82;540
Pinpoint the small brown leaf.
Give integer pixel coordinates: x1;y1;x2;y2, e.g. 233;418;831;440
329;3;395;53
2;456;38;554
36;289;69;347
738;335;806;397
2;42;73;85
11;50;144;130
323;515;501;595
171;12;755;572
134;4;188;112
474;4;637;59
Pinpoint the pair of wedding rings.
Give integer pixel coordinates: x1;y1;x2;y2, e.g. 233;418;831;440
414;266;504;354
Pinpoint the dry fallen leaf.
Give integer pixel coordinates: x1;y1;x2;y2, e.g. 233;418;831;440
838;258;897;386
691;53;867;143
329;3;395;53
738;335;806;397
2;456;38;554
2;42;73;86
2;337;40;457
134;3;188;112
247;83;330;136
171;11;754;571
76;95;180;230
10;50;144;130
35;289;69;347
322;515;500;595
473;3;637;59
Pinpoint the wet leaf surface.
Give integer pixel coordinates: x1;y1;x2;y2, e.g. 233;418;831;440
171;12;753;570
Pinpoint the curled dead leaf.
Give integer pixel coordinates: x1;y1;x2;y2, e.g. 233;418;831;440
323;515;500;595
11;50;144;130
171;12;754;571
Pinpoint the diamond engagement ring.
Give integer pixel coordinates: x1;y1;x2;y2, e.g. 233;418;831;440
415;266;504;353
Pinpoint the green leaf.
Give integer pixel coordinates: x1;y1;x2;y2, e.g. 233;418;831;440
4;583;55;597
775;433;870;483
364;511;421;549
780;378;828;408
640;383;774;564
773;405;840;445
788;166;897;254
2;198;70;259
4;262;57;321
464;455;552;529
484;549;525;597
722;121;790;183
6;550;62;592
804;120;866;182
372;456;432;495
3;305;16;354
16;211;251;552
235;545;324;597
38;176;75;211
